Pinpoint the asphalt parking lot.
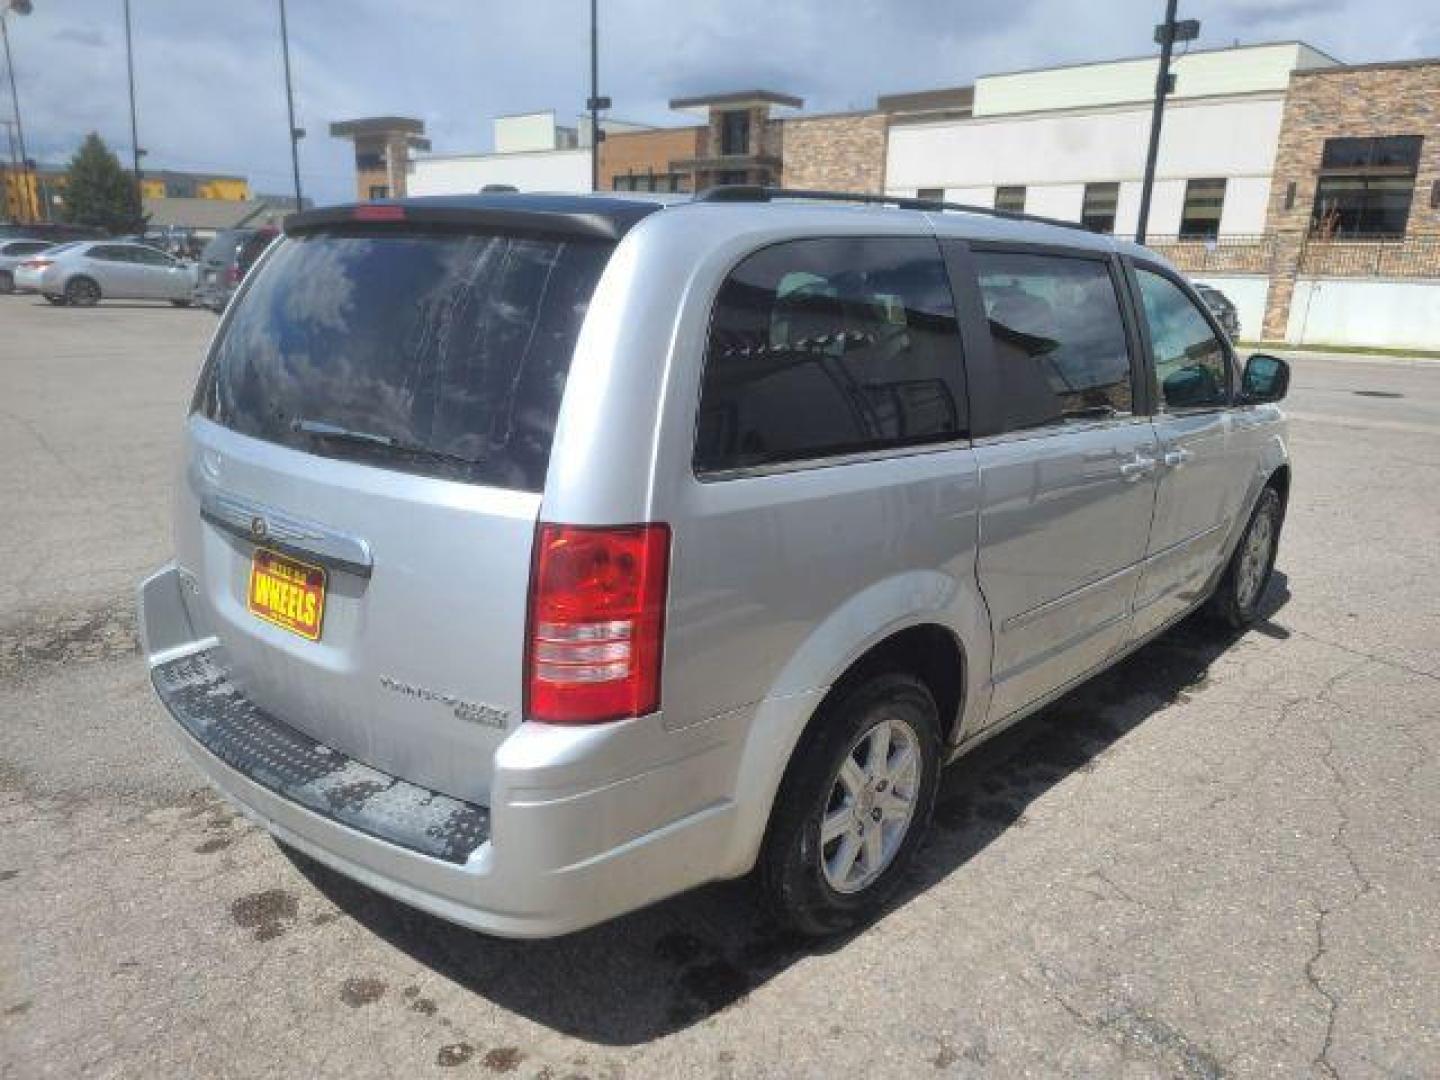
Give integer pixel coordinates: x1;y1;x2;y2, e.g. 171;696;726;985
2;294;1437;1079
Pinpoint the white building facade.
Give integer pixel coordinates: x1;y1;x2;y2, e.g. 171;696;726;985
409;112;652;196
886;42;1337;240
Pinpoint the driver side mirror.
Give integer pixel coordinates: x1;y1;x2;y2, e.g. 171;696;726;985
1241;354;1290;404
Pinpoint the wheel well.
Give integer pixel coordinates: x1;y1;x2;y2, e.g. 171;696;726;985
1267;464;1290;506
1266;465;1291;525
828;624;965;746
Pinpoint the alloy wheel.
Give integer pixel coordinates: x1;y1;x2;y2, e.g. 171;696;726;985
819;714;922;894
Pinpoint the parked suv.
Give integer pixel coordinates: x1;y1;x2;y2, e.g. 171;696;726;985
139;191;1291;939
1194;282;1241;340
193;227;277;311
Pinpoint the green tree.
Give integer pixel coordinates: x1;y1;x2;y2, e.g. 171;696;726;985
60;132;145;235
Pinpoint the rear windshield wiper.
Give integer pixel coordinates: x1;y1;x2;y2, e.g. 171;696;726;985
293;418;482;469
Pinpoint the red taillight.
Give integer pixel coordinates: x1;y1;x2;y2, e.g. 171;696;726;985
226;264;241;284
352;204;406;222
525;523;671;725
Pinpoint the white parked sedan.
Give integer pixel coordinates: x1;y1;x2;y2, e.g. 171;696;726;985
16;240;195;306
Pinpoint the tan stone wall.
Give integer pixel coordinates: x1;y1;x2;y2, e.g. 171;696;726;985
1261;61;1440;338
598;127;703;189
779;112;889;193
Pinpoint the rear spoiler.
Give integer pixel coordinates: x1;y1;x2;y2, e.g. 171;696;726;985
283;199;657;243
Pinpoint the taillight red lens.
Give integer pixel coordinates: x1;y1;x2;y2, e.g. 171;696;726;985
226;264;241;284
525;523;671;724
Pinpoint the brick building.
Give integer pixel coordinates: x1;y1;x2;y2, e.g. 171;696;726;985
1259;59;1440;339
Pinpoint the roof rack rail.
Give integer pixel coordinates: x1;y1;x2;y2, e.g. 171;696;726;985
692;185;1090;233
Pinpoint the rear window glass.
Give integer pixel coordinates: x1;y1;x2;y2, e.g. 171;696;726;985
193;229;612;491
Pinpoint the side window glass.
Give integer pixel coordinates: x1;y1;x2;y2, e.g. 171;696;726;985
695;237;967;474
973;251;1133;433
1135;269;1231;410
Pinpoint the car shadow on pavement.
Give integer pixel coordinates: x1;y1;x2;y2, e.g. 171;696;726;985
285;575;1290;1046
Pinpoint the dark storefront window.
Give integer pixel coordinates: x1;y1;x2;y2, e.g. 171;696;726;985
1312;135;1422;237
1081;183;1119;233
1180;178;1226;238
994;186;1027;213
720;110;751;156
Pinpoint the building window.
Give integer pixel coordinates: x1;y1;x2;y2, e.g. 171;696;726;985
715;169;749;187
719;110;751;156
355;151;385;171
1312;135;1422;237
994;186;1026;213
368;185;389;199
917;188;944;201
1081;183;1119;233
1180;178;1226;238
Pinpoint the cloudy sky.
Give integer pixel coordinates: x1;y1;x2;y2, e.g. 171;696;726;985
3;0;1435;204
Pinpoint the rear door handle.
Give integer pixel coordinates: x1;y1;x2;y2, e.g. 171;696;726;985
1119;456;1157;482
1163;448;1193;468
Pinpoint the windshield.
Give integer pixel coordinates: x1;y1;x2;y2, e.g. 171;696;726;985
192;228;613;492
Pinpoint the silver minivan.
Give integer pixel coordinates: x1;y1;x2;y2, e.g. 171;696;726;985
139;190;1291;938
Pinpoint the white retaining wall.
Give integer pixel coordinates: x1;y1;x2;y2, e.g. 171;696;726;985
1285;279;1440;351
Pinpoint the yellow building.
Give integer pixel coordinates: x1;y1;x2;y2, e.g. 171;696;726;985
3;164;249;224
139;171;249;201
0;163;41;223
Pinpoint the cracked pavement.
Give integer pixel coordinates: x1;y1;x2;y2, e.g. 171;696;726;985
1;296;1437;1078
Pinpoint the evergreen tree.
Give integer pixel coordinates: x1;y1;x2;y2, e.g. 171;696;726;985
60;133;145;235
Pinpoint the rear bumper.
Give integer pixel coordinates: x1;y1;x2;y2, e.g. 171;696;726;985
138;562;748;938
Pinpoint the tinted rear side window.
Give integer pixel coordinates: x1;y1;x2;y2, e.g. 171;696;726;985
695;237;966;474
194;230;612;491
973;251;1133;433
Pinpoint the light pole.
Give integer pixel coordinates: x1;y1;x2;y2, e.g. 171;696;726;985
2;0;35;222
1135;1;1199;244
278;0;303;210
122;0;145;223
585;0;610;192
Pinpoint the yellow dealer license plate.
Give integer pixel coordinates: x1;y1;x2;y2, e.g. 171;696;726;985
247;548;326;641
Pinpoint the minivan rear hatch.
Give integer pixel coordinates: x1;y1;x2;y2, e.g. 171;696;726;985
180;202;632;804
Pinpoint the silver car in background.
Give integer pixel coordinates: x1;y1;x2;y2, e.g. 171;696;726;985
139;190;1292;939
0;239;54;293
21;240;195;306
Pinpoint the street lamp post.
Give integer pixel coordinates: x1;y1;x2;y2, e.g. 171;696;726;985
278;0;303;210
1;0;36;222
1135;1;1199;245
123;0;145;224
585;0;609;193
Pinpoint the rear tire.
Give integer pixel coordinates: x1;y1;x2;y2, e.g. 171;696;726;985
64;276;101;307
759;673;941;937
0;269;12;293
1209;486;1283;629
